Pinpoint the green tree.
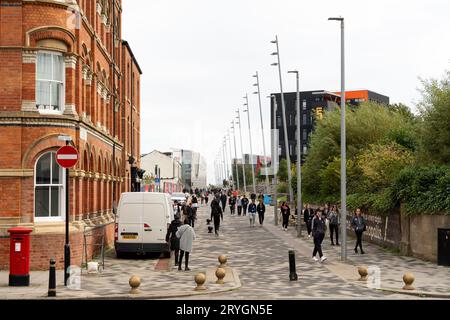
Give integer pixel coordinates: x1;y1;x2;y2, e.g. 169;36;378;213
417;70;450;164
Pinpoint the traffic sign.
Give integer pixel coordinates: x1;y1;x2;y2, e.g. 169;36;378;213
56;146;79;168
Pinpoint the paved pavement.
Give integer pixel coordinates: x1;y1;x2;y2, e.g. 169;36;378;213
1;203;448;299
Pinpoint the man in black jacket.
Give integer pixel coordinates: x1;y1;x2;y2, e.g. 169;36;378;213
220;193;227;213
311;210;327;263
257;201;266;226
303;204;314;238
241;195;249;216
211;197;223;237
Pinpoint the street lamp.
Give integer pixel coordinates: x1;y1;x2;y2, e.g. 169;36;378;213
271;35;294;205
243;94;256;194
57;134;72;286
236;110;247;193
253;72;270;195
268;95;279;226
226;130;234;190
231;121;240;191
329;16;347;261
288;70;302;238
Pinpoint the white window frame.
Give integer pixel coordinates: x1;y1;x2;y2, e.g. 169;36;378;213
36;51;65;115
34;152;66;222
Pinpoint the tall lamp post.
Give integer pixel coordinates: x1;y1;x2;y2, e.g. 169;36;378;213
253;72;270;194
236;110;247;193
288;70;302;238
271;36;294;204
243;94;256;194
231;121;240;191
227;130;234;190
329;16;347;261
269;95;279;226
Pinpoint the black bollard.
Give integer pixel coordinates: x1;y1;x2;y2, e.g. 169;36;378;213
289;250;298;281
48;259;56;297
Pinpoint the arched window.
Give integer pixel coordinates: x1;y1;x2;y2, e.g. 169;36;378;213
35;152;65;221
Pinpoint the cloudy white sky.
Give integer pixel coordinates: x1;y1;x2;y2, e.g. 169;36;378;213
122;0;450;185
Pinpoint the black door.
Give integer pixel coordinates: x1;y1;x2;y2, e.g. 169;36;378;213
438;229;450;267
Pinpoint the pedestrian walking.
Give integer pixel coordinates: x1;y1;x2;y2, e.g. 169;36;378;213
311;209;327;263
257;200;266;226
352;208;366;254
280;202;291;231
166;215;182;266
176;219;196;271
229;196;236;215
237;196;243;216
205;192;209;205
211;197;223;237
220;193;227;213
242;195;249;216
303;204;314;238
248;199;257;227
186;203;196;228
327;205;340;246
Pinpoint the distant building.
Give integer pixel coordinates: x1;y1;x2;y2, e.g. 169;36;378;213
271;89;389;164
140;151;183;193
171;149;207;190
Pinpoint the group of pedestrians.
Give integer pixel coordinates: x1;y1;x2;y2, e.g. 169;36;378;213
301;203;367;263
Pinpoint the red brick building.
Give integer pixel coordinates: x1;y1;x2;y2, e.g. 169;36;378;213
0;0;142;270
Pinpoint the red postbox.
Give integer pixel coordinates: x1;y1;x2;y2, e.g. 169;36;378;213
8;227;33;286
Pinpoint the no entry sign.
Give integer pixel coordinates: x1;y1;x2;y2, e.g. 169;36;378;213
56;146;79;168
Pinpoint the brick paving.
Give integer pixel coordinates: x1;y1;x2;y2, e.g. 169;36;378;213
0;204;448;299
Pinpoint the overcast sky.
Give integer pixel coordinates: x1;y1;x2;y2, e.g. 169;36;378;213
122;0;450;185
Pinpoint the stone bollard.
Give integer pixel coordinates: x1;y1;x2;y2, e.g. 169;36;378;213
48;259;56;297
129;276;141;294
194;273;207;291
218;255;227;268
215;268;226;284
289;250;298;281
358;266;368;281
403;273;415;290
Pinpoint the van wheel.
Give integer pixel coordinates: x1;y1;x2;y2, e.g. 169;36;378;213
163;251;171;259
116;251;125;259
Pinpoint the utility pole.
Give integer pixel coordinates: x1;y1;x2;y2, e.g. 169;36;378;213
288;70;302;237
243;94;256;194
236;110;247;193
271;36;294;204
231;121;240;191
253;72;270;194
329;16;347;261
271;95;279;226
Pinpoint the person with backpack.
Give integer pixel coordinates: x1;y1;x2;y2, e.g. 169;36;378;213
210;196;223;237
176;219;196;271
166;215;182;266
352;208;366;254
311;209;327;263
241;195;249;216
328;205;340;246
257;200;266;226
280;202;291;231
248;199;257;227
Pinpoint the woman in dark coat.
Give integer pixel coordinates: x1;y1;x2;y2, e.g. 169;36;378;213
166;215;182;266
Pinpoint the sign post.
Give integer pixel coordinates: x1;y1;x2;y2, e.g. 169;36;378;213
56;144;79;286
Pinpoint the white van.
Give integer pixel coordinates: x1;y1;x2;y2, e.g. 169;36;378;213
115;192;174;258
